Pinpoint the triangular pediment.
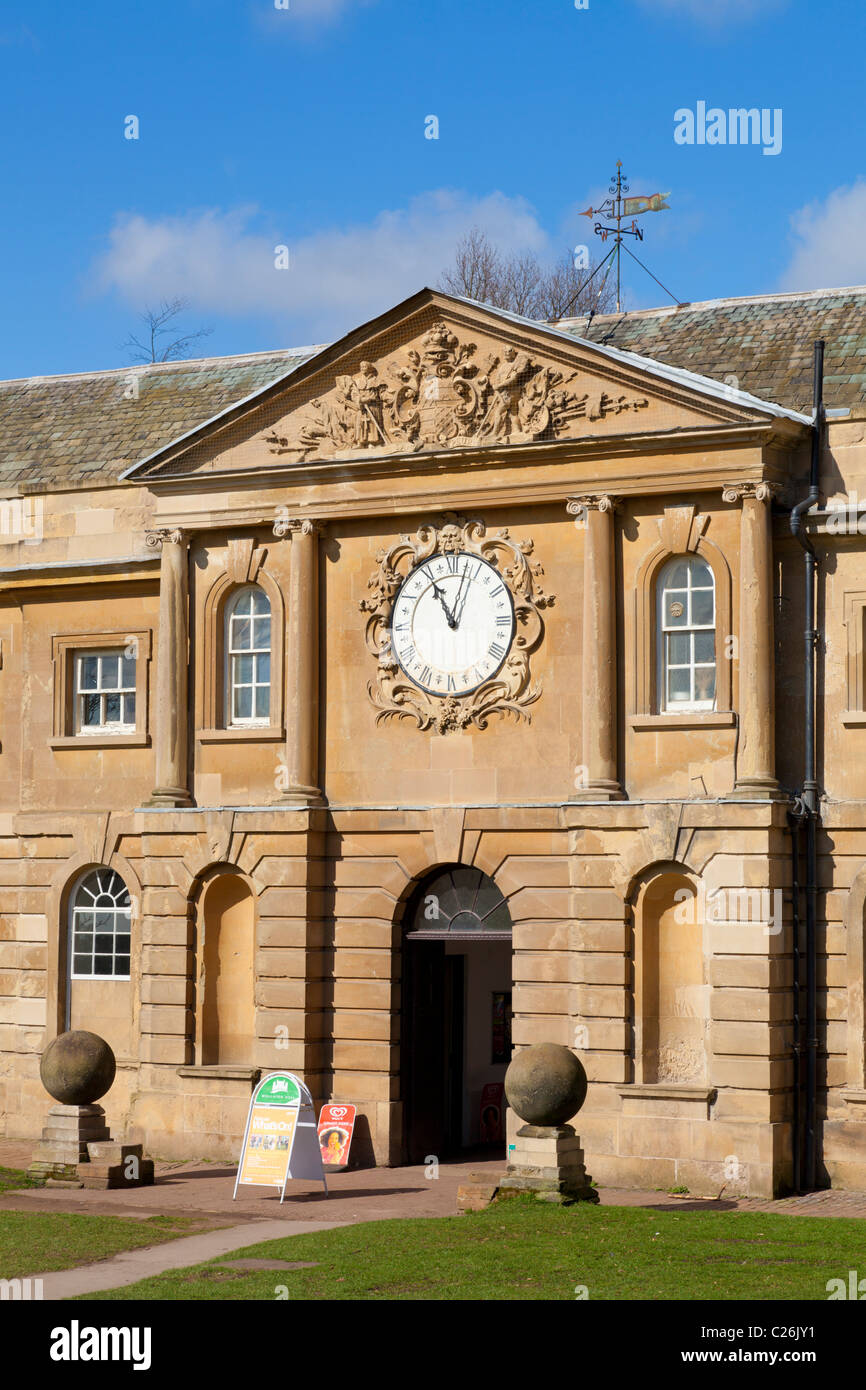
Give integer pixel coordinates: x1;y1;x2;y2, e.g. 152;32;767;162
127;289;808;482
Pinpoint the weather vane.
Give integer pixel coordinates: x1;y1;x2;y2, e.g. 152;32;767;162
578;161;677;315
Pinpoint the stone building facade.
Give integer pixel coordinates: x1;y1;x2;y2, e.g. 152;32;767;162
2;284;866;1197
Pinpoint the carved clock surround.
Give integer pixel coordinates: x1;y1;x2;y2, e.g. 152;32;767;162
359;514;555;734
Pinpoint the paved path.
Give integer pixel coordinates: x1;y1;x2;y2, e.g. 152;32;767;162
35;1219;350;1300
1;1140;503;1225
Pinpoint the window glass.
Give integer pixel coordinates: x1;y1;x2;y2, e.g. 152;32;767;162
226;588;272;725
74;651;136;732
658;557;716;712
70;868;132;980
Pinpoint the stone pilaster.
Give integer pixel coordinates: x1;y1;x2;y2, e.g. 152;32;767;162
566;496;623;801
273;517;324;806
723;483;780;798
146;528;192;807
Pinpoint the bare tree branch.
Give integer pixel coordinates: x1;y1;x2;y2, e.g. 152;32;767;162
439;231;618;321
122;297;214;364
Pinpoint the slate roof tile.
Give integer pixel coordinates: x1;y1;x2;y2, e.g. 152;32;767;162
2;288;865;494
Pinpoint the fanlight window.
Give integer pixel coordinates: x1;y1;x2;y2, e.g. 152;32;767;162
404;866;512;939
657;556;716;712
70;869;131;980
226;587;271;725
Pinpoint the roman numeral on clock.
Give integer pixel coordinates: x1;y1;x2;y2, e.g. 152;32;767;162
489;641;506;660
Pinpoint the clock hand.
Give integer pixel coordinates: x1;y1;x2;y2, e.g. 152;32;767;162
452;565;474;628
432;582;457;629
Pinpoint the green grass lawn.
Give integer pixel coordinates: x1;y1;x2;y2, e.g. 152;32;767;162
81;1198;866;1301
0;1165;42;1195
0;1211;203;1279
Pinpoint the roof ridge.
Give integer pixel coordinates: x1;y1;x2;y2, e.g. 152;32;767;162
551;283;866;328
0;344;328;389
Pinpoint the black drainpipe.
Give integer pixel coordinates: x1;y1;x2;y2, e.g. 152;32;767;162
789;338;824;1192
788;808;802;1193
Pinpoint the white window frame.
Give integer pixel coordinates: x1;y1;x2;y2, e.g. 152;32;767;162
69;868;132;982
74;648;136;735
657;556;716;713
225;586;272;728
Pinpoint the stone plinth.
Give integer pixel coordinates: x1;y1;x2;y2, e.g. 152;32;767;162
28;1110;155;1189
28;1104;111;1181
80;1141;154;1190
457;1171;503;1212
500;1124;599;1204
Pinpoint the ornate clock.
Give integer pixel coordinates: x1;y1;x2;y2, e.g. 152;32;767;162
360;515;554;734
391;551;516;696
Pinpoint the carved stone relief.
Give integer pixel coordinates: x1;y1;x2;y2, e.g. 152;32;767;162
264;321;649;461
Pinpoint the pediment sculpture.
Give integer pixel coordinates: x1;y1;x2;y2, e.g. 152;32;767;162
264;321;649;460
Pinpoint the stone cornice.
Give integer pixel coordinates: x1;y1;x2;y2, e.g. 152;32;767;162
154;454;792;533
140;418;807;499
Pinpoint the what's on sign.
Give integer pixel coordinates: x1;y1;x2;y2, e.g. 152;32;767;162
234;1071;327;1202
237;1074;300;1189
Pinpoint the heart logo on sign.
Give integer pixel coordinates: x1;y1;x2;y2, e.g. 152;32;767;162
330;1107;348;1120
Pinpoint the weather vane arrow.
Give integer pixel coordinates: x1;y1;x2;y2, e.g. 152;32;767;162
575;163;678;314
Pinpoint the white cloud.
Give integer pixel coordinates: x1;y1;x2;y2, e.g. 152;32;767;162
288;0;369;14
90;191;550;341
252;0;377;34
635;0;786;23
778;181;866;292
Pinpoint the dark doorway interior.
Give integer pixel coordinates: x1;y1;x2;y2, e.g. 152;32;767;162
400;865;513;1165
403;943;464;1163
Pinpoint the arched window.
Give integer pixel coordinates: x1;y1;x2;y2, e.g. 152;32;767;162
70;868;131;980
404;865;512;939
225;587;271;725
657;556;716;712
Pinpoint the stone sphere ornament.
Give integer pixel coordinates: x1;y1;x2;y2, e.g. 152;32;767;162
40;1030;116;1106
504;1043;588;1127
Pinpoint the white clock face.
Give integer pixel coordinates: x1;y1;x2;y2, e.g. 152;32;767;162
391;552;516;696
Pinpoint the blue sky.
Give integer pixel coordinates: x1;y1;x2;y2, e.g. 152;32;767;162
1;0;864;378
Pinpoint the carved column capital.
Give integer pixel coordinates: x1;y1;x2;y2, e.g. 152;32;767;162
566;494;621;520
722;481;778;505
273;516;325;539
145;526;186;548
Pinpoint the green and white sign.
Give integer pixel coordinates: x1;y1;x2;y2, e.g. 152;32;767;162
233;1071;327;1203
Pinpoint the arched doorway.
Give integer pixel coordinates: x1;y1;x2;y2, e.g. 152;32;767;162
401;865;513;1163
